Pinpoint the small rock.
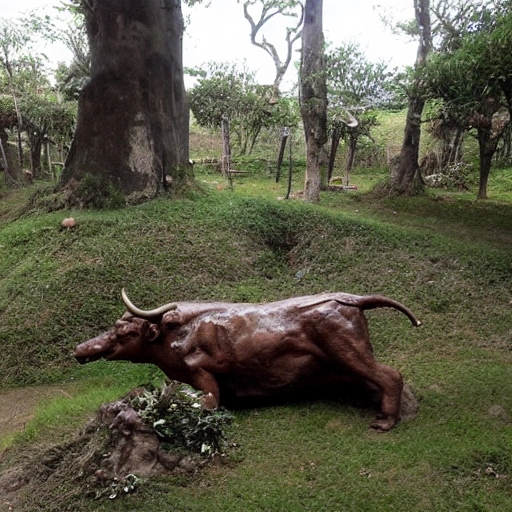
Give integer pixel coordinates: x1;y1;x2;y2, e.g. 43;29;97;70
61;217;76;228
488;405;510;423
400;383;419;423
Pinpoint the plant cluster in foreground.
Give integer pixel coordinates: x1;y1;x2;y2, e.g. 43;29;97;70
131;381;234;456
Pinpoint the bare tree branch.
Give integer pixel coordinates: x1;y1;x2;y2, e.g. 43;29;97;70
241;0;304;91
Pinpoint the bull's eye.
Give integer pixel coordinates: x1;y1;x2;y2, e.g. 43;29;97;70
117;322;138;337
116;332;133;343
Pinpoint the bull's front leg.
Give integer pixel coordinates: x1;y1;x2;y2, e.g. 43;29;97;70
180;323;228;409
189;368;221;410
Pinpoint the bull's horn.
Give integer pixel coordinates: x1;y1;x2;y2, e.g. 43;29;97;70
121;288;177;317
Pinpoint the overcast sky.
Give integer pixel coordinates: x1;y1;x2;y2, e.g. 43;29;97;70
3;0;417;91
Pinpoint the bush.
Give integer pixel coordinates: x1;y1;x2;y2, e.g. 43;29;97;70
131;382;234;456
424;161;471;190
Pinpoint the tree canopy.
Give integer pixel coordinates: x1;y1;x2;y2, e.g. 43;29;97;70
325;41;397;112
0;12;76;182
424;1;512;198
188;61;298;155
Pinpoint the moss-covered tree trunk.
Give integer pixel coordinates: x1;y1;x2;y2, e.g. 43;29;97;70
300;0;327;202
391;0;431;195
477;134;494;200
474;99;503;200
60;0;190;206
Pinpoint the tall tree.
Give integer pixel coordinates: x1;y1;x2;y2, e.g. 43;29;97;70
391;0;431;195
325;41;396;183
239;0;304;92
299;0;327;202
60;0;190;206
424;6;512;199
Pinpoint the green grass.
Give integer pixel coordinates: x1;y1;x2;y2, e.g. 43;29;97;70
0;159;511;510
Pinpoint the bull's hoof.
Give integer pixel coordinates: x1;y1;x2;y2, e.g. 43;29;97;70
370;416;397;432
201;392;218;410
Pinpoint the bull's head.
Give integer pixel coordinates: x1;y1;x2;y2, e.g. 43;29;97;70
74;290;177;364
74;315;161;364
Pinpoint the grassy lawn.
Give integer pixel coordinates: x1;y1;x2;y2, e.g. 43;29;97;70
0;128;511;510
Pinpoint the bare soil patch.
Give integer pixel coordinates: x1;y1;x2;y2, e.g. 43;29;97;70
0;387;213;511
0;385;74;440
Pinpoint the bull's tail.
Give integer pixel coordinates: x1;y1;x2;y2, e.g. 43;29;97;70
353;295;421;327
297;293;421;327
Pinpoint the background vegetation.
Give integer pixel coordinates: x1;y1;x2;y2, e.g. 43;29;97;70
0;1;511;510
0;132;511;509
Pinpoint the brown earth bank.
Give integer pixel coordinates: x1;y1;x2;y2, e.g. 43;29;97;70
0;385;221;511
0;385;76;440
0;381;418;511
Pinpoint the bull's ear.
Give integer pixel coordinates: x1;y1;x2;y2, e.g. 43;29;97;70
162;309;182;325
146;322;160;342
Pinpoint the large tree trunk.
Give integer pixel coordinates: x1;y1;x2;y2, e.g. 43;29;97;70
60;0;190;206
477;132;494;200
327;130;341;183
300;0;327;202
345;130;358;186
391;0;431;195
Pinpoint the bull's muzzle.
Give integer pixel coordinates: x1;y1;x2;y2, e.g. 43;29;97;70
74;334;111;364
75;353;103;365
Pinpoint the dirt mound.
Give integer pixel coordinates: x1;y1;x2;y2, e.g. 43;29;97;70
0;385;74;440
0;385;232;511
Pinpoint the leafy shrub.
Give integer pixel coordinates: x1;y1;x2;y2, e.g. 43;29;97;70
131;382;234;456
424;161;471;190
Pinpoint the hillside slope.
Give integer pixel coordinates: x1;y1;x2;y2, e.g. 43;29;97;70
0;188;511;511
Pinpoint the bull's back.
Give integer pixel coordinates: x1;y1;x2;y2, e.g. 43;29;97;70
203;300;365;395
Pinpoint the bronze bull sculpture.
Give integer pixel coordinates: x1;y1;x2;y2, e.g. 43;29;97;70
75;290;421;431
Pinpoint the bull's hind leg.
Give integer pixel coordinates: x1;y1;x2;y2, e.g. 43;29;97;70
311;304;404;430
329;354;403;431
366;362;403;432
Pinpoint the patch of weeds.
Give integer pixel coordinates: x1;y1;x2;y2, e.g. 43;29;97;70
445;448;511;489
21;184;69;214
75;173;126;209
131;382;234;456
